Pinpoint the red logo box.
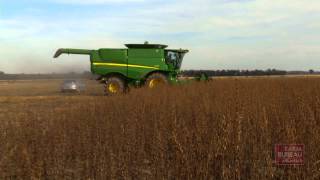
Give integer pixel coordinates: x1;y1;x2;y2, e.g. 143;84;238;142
275;144;304;165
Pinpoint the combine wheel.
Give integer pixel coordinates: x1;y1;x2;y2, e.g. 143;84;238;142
146;73;168;89
104;76;126;95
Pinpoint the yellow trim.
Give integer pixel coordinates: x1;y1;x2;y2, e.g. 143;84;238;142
93;62;159;70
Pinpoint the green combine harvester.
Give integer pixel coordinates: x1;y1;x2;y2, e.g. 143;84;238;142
54;42;207;95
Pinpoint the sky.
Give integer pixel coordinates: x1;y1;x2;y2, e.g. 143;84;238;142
0;0;319;73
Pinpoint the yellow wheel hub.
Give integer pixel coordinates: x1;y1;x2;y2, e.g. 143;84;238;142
149;79;164;88
108;83;119;93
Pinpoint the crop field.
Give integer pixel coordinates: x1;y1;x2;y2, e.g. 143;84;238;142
0;77;320;179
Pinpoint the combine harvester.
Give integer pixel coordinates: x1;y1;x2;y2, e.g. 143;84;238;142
54;42;207;95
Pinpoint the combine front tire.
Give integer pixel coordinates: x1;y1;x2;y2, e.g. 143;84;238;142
146;73;168;89
104;76;126;95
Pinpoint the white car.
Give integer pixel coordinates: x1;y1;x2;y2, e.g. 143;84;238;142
61;80;85;93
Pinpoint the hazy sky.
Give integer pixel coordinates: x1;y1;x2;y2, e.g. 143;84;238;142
0;0;319;73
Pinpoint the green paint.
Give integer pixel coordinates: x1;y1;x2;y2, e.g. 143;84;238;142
54;43;189;85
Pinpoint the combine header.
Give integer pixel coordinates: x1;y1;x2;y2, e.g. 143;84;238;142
54;42;206;95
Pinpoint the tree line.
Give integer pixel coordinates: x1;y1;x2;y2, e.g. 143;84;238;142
0;69;318;79
181;69;288;77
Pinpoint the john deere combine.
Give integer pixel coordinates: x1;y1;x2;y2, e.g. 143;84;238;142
54;42;201;95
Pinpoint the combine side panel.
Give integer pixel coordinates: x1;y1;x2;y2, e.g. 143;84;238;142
127;48;167;79
91;49;128;77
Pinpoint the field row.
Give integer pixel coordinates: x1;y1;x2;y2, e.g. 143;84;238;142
0;77;320;179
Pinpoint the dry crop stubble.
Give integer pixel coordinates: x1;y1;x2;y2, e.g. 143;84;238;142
0;77;319;179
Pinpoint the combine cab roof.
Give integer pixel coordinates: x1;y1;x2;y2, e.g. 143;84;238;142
166;49;189;53
125;44;168;49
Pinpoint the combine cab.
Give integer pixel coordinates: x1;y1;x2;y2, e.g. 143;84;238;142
54;42;203;95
